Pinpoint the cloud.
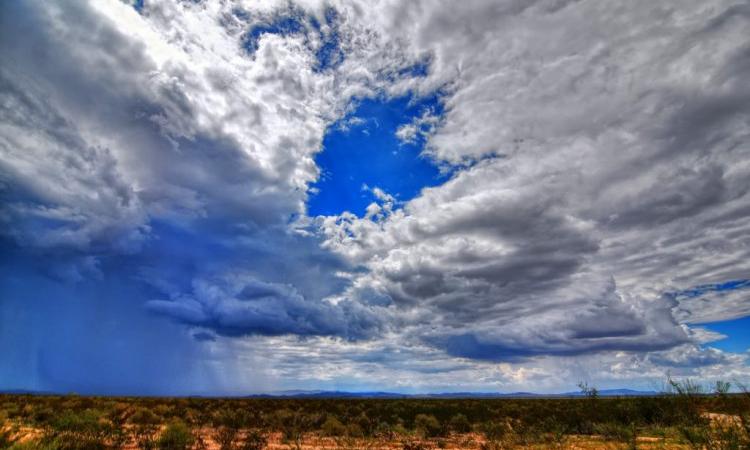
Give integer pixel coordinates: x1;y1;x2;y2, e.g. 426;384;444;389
0;68;148;254
146;274;382;339
647;345;742;369
320;0;750;364
2;0;750;393
395;109;440;145
0;0;383;391
671;280;750;323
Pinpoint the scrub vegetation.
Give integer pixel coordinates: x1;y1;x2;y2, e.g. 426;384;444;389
0;379;748;449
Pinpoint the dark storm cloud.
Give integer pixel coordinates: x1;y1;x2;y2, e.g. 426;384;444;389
437;331;682;363
146;276;381;339
0;70;147;255
0;0;385;391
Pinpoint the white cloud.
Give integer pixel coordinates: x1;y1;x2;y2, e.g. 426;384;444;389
395;109;440;145
319;0;750;375
2;0;749;392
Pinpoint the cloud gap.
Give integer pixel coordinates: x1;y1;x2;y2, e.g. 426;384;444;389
307;94;446;217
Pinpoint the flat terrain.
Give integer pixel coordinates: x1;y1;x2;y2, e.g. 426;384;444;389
1;389;747;449
1;427;694;449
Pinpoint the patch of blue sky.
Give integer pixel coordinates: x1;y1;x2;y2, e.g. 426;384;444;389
397;59;432;79
132;0;144;12
242;13;306;54
668;279;750;300
307;94;446;217
230;7;251;22
310;7;344;71
666;279;750;355
701;316;750;353
239;6;343;71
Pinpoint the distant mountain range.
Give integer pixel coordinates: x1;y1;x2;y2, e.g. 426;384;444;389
245;388;659;399
1;388;659;398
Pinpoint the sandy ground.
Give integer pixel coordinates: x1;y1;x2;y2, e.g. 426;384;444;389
165;431;688;450
2;424;691;449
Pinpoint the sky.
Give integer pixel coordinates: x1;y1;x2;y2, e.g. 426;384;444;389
0;0;749;396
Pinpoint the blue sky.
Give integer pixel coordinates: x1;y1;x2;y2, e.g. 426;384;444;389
703;317;750;354
308;95;444;217
678;279;750;353
0;0;749;395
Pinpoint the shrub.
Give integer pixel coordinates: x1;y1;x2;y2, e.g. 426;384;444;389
272;409;311;450
449;414;471;433
238;429;267;450
0;428;16;449
214;410;250;430
667;377;705;426
130;408;161;450
130;408;161;426
345;423;364;438
214;426;239;450
536;416;569;449
594;421;634;442
480;421;509;442
213;409;262;450
132;424;159;450
42;410;112;450
158;421;194;450
353;412;374;436
414;414;442;438
660;377;750;449
31;408;54;425
321;416;346;437
402;441;427;450
373;421;395;440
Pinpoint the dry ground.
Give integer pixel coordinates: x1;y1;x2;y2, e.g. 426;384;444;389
2;425;692;449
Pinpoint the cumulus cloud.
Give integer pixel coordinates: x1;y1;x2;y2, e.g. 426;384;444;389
0;68;147;254
2;0;750;393
319;0;750;366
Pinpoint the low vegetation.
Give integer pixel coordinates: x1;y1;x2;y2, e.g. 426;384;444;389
0;378;748;449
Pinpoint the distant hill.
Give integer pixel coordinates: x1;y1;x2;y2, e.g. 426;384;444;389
247;390;409;399
0;389;60;396
560;388;659;397
2;388;660;398
244;388;659;399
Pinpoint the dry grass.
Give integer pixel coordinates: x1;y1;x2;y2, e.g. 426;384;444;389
0;425;696;450
0;381;747;450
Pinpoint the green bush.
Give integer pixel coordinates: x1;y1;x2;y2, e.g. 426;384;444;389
321;416;346;437
42;409;112;450
157;421;194;450
272;408;310;447
130;408;161;426
373;421;395;439
414;414;442;438
593;421;634;442
0;428;16;450
481;421;508;441
449;413;471;433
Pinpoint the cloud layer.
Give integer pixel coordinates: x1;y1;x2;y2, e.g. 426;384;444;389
1;0;749;393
